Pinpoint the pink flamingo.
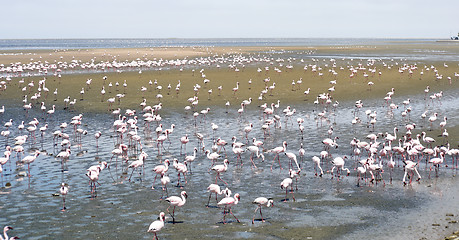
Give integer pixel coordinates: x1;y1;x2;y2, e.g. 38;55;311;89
165;191;187;223
127;151;147;181
312;156;324;177
268;141;287;170
152;159;170;189
402;160;421;185
218;193;241;224
232;143;245;166
184;147;197;174
160;174;171;199
206;184;230;207
211;159;229;185
94;131;102;148
330;156;350;179
428;152;444;178
252;197;274;224
20;150;40;177
148;212;165;240
246;145;264;169
60;183;69;211
387;156;395;184
205;150;221;168
173;158;188;187
280;177;295;202
284;152;300;171
180;134;189;155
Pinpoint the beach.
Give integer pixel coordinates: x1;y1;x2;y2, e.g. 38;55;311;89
0;40;458;239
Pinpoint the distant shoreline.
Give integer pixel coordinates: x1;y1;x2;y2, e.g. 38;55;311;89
0;38;447;51
436;40;459;43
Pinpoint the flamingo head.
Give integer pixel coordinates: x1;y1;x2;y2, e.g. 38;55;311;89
159;212;166;221
181;191;188;199
235;193;240;201
4;226;13;232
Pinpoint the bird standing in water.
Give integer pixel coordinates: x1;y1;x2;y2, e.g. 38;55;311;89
60;183;69;211
147;212;166;240
252;197;274;224
165;191;187;223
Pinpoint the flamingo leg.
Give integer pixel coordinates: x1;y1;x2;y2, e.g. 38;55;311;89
217;174;228;185
291;186;296;201
222;206;227;224
129;168;136;181
62;196;66;211
284;188;288;202
229;208;240;223
260;206;264;222
152;174;158;189
252;206;260;224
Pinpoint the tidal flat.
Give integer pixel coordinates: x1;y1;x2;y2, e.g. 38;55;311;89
0;41;458;239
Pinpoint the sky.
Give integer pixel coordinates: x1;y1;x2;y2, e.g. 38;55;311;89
1;0;458;39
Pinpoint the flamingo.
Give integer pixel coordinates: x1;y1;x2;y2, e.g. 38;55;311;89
421;131;435;148
428;113;438;130
211;159;229;185
322;136;339;151
184;147;198;174
251;197;274;224
284;152;300;171
289;169;301;191
94;131;102;148
428;152;444;178
152;159;170;189
205;150;221;168
312;156;324;177
147;212;166;240
243;123;253;141
439;116;447;131
280;177;295;202
180;134;189;155
387;156;396;184
268;141;287;170
246;145;264;169
1;226;16;240
20;150;40;177
156;132;168;155
330;156;350;179
366;158;385;186
165;191;187;223
217;193;241;224
127;151;147;181
4;119;12;129
402;160;421;185
216;138;229;154
232;143;245;166
0;151;11;178
60;183;69;211
173;158;188;187
232;82;239;96
206;184;227;207
86;167;101;196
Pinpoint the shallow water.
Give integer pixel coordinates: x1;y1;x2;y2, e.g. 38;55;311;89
0;80;458;239
0;38;446;50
